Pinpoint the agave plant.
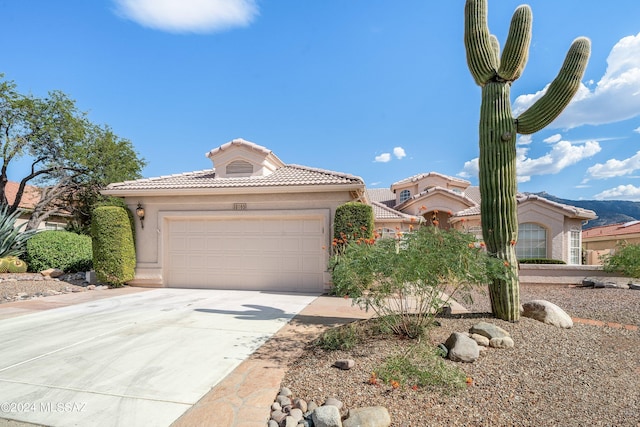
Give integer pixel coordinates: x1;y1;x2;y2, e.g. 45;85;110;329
0;204;39;258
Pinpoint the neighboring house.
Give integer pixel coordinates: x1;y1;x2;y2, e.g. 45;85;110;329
103;138;365;292
368;172;597;265
5;181;68;231
582;220;640;265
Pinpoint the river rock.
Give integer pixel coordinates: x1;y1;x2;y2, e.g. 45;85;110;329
445;332;479;363
343;406;391;427
521;300;573;328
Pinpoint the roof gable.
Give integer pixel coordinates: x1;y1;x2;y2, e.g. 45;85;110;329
205;138;285;178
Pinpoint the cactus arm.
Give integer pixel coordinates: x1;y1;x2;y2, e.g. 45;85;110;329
490;35;500;66
465;0;498;86
498;5;532;81
516;37;591;134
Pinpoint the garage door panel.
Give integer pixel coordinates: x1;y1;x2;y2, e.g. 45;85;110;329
166;216;325;291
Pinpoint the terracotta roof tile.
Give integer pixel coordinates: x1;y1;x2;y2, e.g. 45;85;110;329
106;164;364;192
582;220;640;239
4;182;41;209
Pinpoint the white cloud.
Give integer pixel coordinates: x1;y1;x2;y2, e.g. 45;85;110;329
113;0;258;33
634;126;640;133
517;134;533;145
374;153;391;163
513;32;640;129
459;158;479;179
393;147;406;159
594;184;640;201
543;134;562;144
459;137;601;183
586;151;640;180
517;140;601;182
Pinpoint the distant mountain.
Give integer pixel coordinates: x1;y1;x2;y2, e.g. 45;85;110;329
531;192;640;229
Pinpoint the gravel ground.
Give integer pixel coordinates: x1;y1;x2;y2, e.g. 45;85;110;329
0;273;95;303
282;284;640;426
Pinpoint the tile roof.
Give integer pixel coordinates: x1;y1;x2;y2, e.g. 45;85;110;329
366;188;395;207
517;193;597;219
205;138;273;159
4;181;41;209
391;172;471;187
105;164;364;193
371;201;420;221
582;220;640;239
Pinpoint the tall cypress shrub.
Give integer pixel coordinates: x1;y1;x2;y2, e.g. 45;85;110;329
334;202;375;241
91;206;135;287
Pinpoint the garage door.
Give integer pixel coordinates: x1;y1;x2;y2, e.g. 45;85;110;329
165;215;326;292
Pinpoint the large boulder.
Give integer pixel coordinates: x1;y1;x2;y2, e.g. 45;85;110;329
444;332;479;363
521;300;573;328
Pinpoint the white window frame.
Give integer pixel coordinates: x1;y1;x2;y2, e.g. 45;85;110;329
399;189;411;203
516;223;547;259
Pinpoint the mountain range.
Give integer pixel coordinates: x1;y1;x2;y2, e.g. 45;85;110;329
532;192;640;229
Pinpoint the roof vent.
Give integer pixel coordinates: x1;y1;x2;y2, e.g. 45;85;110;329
226;160;253;177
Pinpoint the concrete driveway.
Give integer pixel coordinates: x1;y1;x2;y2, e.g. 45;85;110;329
0;289;318;427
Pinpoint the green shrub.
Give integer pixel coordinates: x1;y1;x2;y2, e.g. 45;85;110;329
331;225;510;338
334;202;375;242
93;197;136;243
374;342;466;391
602;242;640;279
0;204;39;258
518;258;566;264
91;206;136;287
25;231;93;273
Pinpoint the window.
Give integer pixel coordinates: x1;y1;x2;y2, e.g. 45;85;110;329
45;222;64;231
399;189;411;203
569;228;581;265
516;223;547;259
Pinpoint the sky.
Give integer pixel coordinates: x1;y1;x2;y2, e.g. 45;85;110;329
1;0;640;201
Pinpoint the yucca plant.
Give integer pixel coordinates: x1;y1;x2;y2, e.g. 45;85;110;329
0;204;39;258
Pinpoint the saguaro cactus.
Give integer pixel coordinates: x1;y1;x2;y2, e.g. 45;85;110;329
464;0;590;321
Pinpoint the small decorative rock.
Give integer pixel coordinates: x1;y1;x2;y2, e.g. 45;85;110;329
284;415;298;427
629;283;640;290
333;359;355;370
469;322;510;340
267;420;279;427
271;410;286;424
293;398;307;413
323;397;343;411
279;387;293;397
41;268;64;278
276;395;292;407
343;406;391;427
521;300;573;328
469;333;490;347
444;332;479;363
312;405;343;427
489;336;515;349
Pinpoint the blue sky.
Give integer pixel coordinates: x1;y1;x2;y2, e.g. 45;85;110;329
1;0;640;201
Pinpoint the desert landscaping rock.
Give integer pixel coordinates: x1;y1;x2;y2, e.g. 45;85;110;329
293;397;308;413
334;359;355;370
469;321;510;339
444;332;479;363
522;300;574;328
40;268;64;278
312;405;343;427
628;283;640;290
469;332;490;346
343;407;391;427
489;336;515;348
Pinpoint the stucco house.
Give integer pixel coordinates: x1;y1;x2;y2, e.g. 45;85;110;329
103;138;365;292
368;172;597;265
582;220;640;265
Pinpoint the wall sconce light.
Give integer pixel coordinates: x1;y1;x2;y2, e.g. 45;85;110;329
136;203;145;229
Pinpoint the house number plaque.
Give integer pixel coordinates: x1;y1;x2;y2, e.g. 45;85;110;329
233;203;247;211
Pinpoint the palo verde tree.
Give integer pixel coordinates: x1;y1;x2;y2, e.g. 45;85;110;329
464;0;590;321
0;76;145;230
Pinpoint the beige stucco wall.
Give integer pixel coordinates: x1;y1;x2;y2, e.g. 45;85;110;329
583;233;640;265
517;202;568;262
124;190;357;287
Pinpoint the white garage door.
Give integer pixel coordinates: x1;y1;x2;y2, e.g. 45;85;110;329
165;215;326;292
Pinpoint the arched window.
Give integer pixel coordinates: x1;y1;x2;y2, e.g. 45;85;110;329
399;189;411;203
516;223;547;259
